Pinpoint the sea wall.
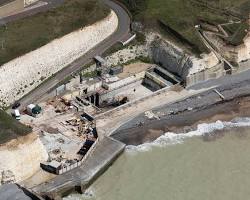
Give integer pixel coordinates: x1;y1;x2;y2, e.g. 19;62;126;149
186;61;225;86
0;10;118;107
0;133;48;184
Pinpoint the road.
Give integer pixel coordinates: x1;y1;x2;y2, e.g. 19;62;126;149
0;0;65;24
16;0;130;108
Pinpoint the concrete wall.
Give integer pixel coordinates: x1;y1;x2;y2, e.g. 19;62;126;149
102;71;145;90
186;62;225;86
237;59;250;73
0;11;118;107
100;72;145;103
32;136;125;198
0;0;23;17
100;80;143;104
145;72;167;88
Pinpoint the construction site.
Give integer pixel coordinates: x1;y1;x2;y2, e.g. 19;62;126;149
18;54;182;180
0;0;249;197
19;14;250;180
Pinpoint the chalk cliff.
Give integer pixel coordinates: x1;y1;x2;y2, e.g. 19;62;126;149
0;10;118;107
0;133;48;184
150;39;222;86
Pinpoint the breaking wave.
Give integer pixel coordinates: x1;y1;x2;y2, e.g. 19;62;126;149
63;187;95;200
126;117;250;153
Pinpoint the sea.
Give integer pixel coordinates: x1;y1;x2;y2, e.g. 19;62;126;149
64;117;250;200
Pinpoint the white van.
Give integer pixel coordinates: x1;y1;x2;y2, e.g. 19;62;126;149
11;109;21;120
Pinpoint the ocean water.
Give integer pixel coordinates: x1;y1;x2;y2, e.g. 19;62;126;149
64;118;250;200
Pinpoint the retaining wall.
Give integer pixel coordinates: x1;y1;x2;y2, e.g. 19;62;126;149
186;62;226;86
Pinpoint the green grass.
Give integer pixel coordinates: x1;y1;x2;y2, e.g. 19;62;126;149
225;22;249;45
118;0;250;53
118;55;153;66
82;70;98;78
0;109;32;144
103;42;124;57
0;0;109;66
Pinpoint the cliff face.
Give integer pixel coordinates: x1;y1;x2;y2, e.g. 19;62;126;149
150;39;191;80
235;32;250;63
150;39;221;85
0;133;48;184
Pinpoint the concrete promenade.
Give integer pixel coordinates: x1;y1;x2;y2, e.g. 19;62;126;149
32;136;125;199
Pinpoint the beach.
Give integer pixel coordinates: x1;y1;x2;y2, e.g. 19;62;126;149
65;121;250;200
112;74;250;145
63;69;250;200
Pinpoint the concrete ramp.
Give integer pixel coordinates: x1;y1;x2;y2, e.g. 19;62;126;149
0;183;44;200
32;136;125;199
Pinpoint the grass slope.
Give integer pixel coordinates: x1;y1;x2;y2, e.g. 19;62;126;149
0;0;109;66
119;0;250;54
0;110;32;144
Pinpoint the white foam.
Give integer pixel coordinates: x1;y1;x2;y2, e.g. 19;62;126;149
63;187;95;200
126;117;250;153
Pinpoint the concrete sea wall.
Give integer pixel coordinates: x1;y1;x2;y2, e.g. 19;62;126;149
186;62;226;86
0;133;48;184
0;10;118;107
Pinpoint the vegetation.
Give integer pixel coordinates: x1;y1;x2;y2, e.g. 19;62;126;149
224;22;249;45
103;43;124;57
118;0;250;53
82;70;98;78
0;0;109;65
119;55;153;66
0;110;32;144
